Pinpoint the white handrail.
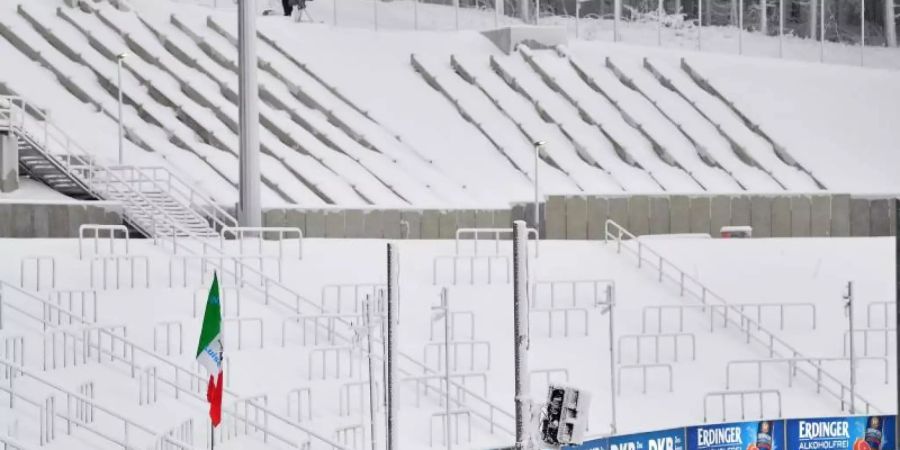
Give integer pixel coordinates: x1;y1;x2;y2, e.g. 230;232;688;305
604;219;879;413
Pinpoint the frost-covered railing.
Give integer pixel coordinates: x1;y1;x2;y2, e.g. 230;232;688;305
724;357;890;390
78;225;130;259
455;227;539;257
604;219;879;414
703;389;782;423
0;358;197;450
220;226;303;259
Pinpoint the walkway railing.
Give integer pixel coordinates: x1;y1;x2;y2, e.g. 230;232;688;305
604;219;879;414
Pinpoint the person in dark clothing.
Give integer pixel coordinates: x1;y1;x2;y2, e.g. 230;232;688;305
282;0;292;15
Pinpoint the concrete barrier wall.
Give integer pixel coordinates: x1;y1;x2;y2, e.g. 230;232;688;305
0;200;123;238
261;195;896;240
543;194;897;239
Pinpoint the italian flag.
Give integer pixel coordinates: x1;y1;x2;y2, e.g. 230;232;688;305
196;273;224;427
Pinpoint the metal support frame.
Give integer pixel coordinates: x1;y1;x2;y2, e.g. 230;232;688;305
238;0;261;228
512;220;530;450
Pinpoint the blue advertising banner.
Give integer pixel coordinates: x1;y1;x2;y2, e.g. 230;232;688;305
687;420;785;450
786;416;896;450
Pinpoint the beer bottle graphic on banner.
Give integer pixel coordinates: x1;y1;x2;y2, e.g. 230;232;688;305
753;421;775;450
855;416;885;450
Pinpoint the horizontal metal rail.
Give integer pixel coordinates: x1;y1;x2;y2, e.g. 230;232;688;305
703;389;782;423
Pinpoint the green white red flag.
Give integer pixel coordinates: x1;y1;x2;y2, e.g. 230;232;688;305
195;273;224;427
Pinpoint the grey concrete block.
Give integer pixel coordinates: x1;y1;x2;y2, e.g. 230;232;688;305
438;210;458;239
305;210;326;238
263;209;286;228
586;197;609;240
892;199;898;237
869;198;890;236
669;196;690;234
325;210;347;238
47;205;68;238
421;210;440;239
284;209;307;236
401;210;422;239
850;198;871;237
11;204;33;238
566;196;588;239
689;197;711;234
608;197;628;230
510;203;526;225
67;205;86;237
830;194;851;237
344;210;364;238
31;205;49;238
790;196;811;237
627;195;650;236
493;209;512;229
103;208;121;226
475;210;493;228
731;196;751;227
383;210;402;239
457;210;476;230
710;196;731;236
771;197;791;237
649;197;670;235
546;195;567;239
364;210;384;238
810;195;831;237
750;196;772;238
0;204;10;237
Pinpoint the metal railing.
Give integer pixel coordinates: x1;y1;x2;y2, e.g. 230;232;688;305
423;340;492;372
616;363;674;394
703;389;782;423
617;333;696;364
531;279;614;309
89;255;150;289
604;219;879;413
78;225;130;260
529;307;590;338
725;357;890;390
455;227;539;257
843;328;896;357
19;257;55;291
430;409;473;446
432;254;511;285
866;302;896;328
220;226;303;259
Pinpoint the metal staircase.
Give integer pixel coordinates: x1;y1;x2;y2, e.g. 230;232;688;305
0;95;236;238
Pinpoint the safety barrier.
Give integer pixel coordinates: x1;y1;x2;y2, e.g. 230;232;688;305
529;307;590;338
0;384;56;446
286;387;313;423
703;389;782;423
429;310;476;342
19;257;55;291
430;409;472;446
308;346;360;380
618;333;697;364
843;328;896;357
432;255;510;285
46;290;98;325
321;283;386;314
605;219;877;413
2;336;24;378
220;226;303;259
455;227;539;257
152;418;194;450
139;366;159;405
339;380;381;416
223;317;264;350
531;279;615;309
281;313;362;347
153;321;184;356
423;340;491;372
729;303;817;330
334;424;364;450
77;381;95;424
404;372;488;407
617;363;674;394
90;255;150;289
168;254;282;289
641;304;729;333
725;357;890;390
867;302;896;328
78;224;130;259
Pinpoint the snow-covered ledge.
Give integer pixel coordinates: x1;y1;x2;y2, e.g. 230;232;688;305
481;26;567;54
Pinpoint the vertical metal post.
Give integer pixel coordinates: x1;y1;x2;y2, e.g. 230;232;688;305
533;141;544;237
536;0;541;23
895;199;900;437
238;0;262;228
779;0;784;57
116;54;125;165
415;0;419;29
614;0;621;41
441;288;451;450
364;297;378;450
575;0;580;38
844;281;856;414
607;284;617;434
513;220;531;449
738;0;744;54
454;0;460;29
386;243;399;450
820;0;825;62
374;0;379;30
860;0;865;65
698;0;703;50
657;0;663;45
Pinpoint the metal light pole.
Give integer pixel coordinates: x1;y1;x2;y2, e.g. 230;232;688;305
843;281;856;414
513;220;531;449
432;289;452;450
116;52;128;165
532;141;545;236
238;0;262;228
605;284;617;434
895;198;899;448
364;297;378;450
386;243;399;450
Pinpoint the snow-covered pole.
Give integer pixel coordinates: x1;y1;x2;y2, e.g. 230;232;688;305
386;243;399;450
365;297;378;450
738;0;744;54
859;0;865;65
895;198;899;448
819;0;825;62
778;0;784;57
441;287;452;450
607;284;617;434
513;220;531;449
238;0;261;228
613;0;621;41
843;281;856;414
697;0;702;50
657;0;662;46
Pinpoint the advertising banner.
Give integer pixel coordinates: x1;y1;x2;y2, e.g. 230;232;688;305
567;428;688;450
687;420;785;450
786;416;896;450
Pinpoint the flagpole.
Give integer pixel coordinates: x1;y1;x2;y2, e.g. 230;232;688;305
211;421;215;450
